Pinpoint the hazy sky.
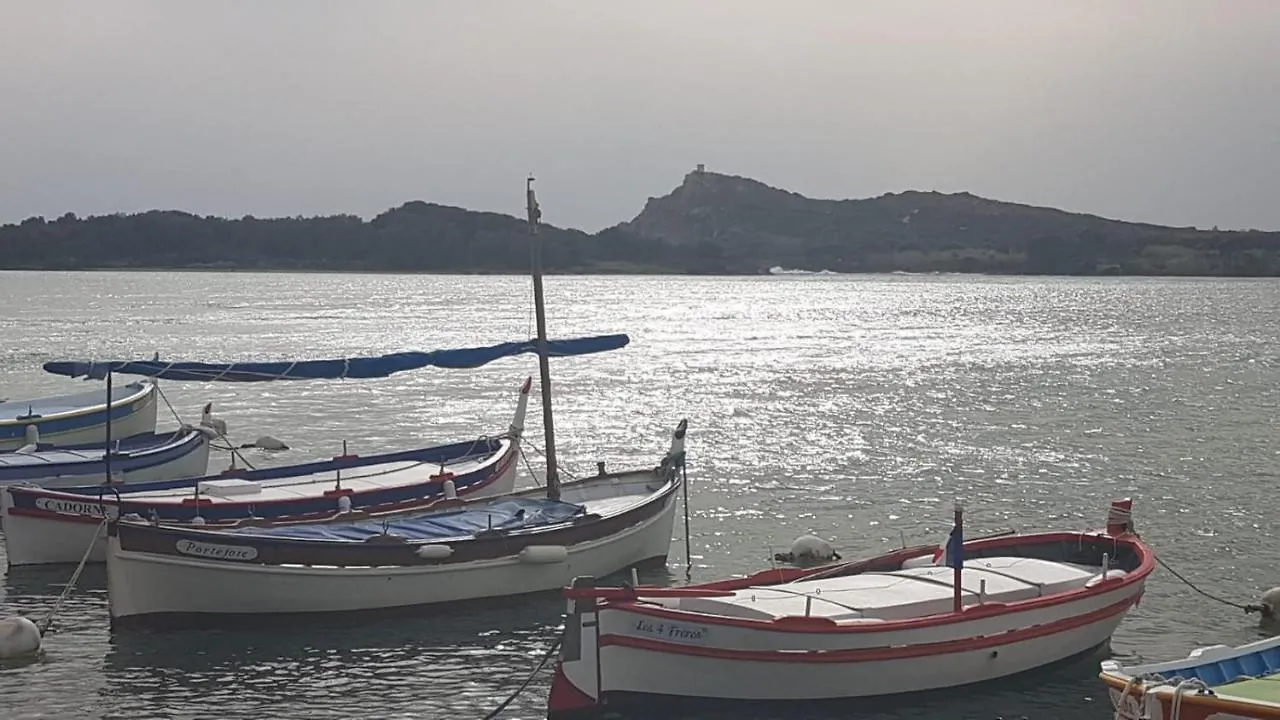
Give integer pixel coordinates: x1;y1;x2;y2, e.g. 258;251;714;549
2;1;1277;232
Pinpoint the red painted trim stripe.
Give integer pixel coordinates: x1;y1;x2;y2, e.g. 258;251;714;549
599;595;1138;664
3;445;515;525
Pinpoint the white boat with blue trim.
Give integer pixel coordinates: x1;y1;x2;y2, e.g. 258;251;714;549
91;178;690;627
1;379;532;567
1101;634;1280;720
0;425;214;488
0;380;158;452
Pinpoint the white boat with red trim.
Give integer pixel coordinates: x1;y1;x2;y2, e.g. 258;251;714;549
546;498;1153;717
1100;634;1280;720
0;378;530;567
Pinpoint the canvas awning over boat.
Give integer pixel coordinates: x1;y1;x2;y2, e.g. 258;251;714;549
224;496;588;542
42;334;629;382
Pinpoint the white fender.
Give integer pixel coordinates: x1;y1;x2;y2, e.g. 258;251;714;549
518;545;568;564
0;616;42;659
416;544;453;560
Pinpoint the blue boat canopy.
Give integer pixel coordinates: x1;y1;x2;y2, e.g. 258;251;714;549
43;334;629;382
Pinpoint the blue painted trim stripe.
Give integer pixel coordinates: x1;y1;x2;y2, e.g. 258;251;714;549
0;388;154;440
0;430;206;483
5;437;513;523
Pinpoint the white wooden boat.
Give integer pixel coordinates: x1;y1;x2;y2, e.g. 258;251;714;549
0;380;158;452
0;379;531;567
0;425;214;488
545;499;1152;717
102;419;686;624
1100;635;1280;720
93;178;689;627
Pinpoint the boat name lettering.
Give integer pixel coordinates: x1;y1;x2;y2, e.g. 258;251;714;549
175;539;259;561
632;619;708;643
34;497;114;517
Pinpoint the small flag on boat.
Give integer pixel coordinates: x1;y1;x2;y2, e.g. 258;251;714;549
940;521;964;569
932;503;965;569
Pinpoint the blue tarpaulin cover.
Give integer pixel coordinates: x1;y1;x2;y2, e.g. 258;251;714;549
227;497;587;542
43;334;629;382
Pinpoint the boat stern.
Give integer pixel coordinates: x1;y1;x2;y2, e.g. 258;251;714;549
548;576;604;719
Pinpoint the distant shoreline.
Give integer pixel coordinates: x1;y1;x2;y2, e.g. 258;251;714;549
3;169;1277;277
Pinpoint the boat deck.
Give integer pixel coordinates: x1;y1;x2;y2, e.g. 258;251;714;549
227;496;587;541
1216;673;1280;703
675;556;1109;622
0;383;147;422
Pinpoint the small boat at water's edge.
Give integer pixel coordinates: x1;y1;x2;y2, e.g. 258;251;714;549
0;381;158;452
545;499;1152;717
0;425;214;488
1100;635;1280;720
0;378;531;567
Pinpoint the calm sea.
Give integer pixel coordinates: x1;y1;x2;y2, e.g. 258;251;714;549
0;271;1277;720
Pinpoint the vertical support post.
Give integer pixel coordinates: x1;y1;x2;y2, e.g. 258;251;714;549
526;176;561;502
104;370;114;484
952;500;964;613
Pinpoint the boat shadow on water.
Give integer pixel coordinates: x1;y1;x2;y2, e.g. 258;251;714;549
588;643;1119;720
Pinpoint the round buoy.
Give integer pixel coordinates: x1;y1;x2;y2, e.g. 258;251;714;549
774;534;841;565
337;495;352;513
0;615;42;659
1260;586;1279;620
253;435;288;451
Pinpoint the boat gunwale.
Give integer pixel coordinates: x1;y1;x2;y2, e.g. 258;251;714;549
1100;671;1280;716
0;380;154;426
1098;634;1280;714
116;467;680;550
0;426;208;468
5;434;513;508
572;531;1154;636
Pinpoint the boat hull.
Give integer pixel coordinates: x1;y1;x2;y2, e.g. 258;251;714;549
1099;634;1280;720
1104;687;1280;720
0;438;518;567
105;473;679;623
0;429;212;488
550;579;1144;711
0;381;158;452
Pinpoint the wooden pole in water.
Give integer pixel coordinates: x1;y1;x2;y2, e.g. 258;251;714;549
103;369;114;484
952;499;964;614
526;176;561;502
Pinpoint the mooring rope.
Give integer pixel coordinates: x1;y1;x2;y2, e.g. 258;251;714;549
479;635;563;720
37;517;109;635
1131;531;1257;613
521;442;580;482
152;382;257;470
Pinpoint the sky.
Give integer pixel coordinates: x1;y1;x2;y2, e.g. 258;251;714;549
1;0;1278;232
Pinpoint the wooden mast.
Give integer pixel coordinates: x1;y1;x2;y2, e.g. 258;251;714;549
526;176;561;501
104;369;114;485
